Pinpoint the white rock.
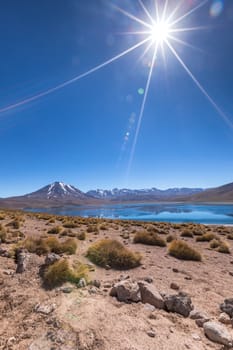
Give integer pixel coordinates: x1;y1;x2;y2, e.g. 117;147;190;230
204;321;233;346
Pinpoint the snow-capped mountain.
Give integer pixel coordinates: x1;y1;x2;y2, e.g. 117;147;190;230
26;181;89;200
86;187;204;200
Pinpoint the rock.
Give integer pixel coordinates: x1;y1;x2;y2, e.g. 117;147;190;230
144;303;156;312
92;279;101;288
138;281;164;309
220;298;233;318
170;282;179;290
203;321;233;347
45;253;60;266
164;292;193;317
103;283;112;288
172;268;179;273
77;278;87;288
34;303;56;315
218;312;232;325
105;264;111;270
110;280;141;303
190;310;210;327
144;276;153;283
88;286;99;294
147;330;156;338
0;247;10;258
16;248;30;273
60;286;73;294
192;334;201;341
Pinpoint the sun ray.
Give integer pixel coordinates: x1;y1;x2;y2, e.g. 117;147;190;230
137;40;155;65
170;25;209;33
0;37;150;114
170;0;209;27
127;42;159;177
138;0;155;25
113;5;152;30
166;1;183;23
168;34;205;53
161;0;169;22
165;40;233;129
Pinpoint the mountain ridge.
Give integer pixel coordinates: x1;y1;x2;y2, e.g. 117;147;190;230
0;181;233;209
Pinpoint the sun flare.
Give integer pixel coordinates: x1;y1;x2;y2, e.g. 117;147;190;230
150;21;170;43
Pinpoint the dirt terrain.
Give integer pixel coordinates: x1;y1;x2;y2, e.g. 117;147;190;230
1;209;233;350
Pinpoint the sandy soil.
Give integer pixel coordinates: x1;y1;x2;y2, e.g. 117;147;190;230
0;210;233;349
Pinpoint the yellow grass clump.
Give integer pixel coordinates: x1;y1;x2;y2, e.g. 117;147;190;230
168;239;202;261
87;239;141;270
134;230;166;247
43;259;88;288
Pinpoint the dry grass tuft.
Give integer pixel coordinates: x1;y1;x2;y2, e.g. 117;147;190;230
87;239;141;270
134;230;166;247
168;239;202;261
196;232;218;242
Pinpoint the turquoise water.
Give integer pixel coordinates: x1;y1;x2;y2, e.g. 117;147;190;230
27;203;233;224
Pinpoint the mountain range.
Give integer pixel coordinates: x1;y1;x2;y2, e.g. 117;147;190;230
0;181;232;209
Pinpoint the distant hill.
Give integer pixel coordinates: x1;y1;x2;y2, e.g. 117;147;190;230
188;182;233;202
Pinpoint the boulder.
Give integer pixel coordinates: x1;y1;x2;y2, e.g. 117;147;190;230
138;281;164;309
45;253;60;266
16;248;30;273
0;248;10;258
220;298;233;318
164;292;193;317
203;321;233;347
110;280;141;303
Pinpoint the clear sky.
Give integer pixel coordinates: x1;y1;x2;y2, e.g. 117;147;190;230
0;0;233;197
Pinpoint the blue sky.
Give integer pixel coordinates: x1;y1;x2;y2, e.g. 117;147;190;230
0;0;233;197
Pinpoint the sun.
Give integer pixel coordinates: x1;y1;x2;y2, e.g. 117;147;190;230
150;21;170;43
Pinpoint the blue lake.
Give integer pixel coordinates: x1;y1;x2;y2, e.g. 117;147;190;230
27;203;233;224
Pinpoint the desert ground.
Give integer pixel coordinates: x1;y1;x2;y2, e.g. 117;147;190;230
1;209;233;350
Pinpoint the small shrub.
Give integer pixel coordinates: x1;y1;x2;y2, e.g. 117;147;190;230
87;225;98;233
0;228;7;243
166;234;175;243
210;239;220;249
217;241;230;254
168;240;202;261
134;230;166;247
45;237;61;253
63;221;78;229
48;226;62;235
23;237;49;255
43;259;73;288
87;239;141;270
60;238;77;255
181;229;194;238
77;232;86;240
196;232;217;242
99;224;108;230
227;234;233;240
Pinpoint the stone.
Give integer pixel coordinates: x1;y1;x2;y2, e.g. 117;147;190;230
0;247;10;258
203;321;233;347
172;268;179;273
77;278;87;288
192;334;201;341
16;248;30;273
92;279;101;288
147;330;156;338
45;253;60;266
218;312;232;325
220;298;233;318
60;286;73;294
138;281;164;309
144;303;156;312
164;292;193;317
110;280;141;303
34;303;56;315
144;277;153;283
170;282;179;290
